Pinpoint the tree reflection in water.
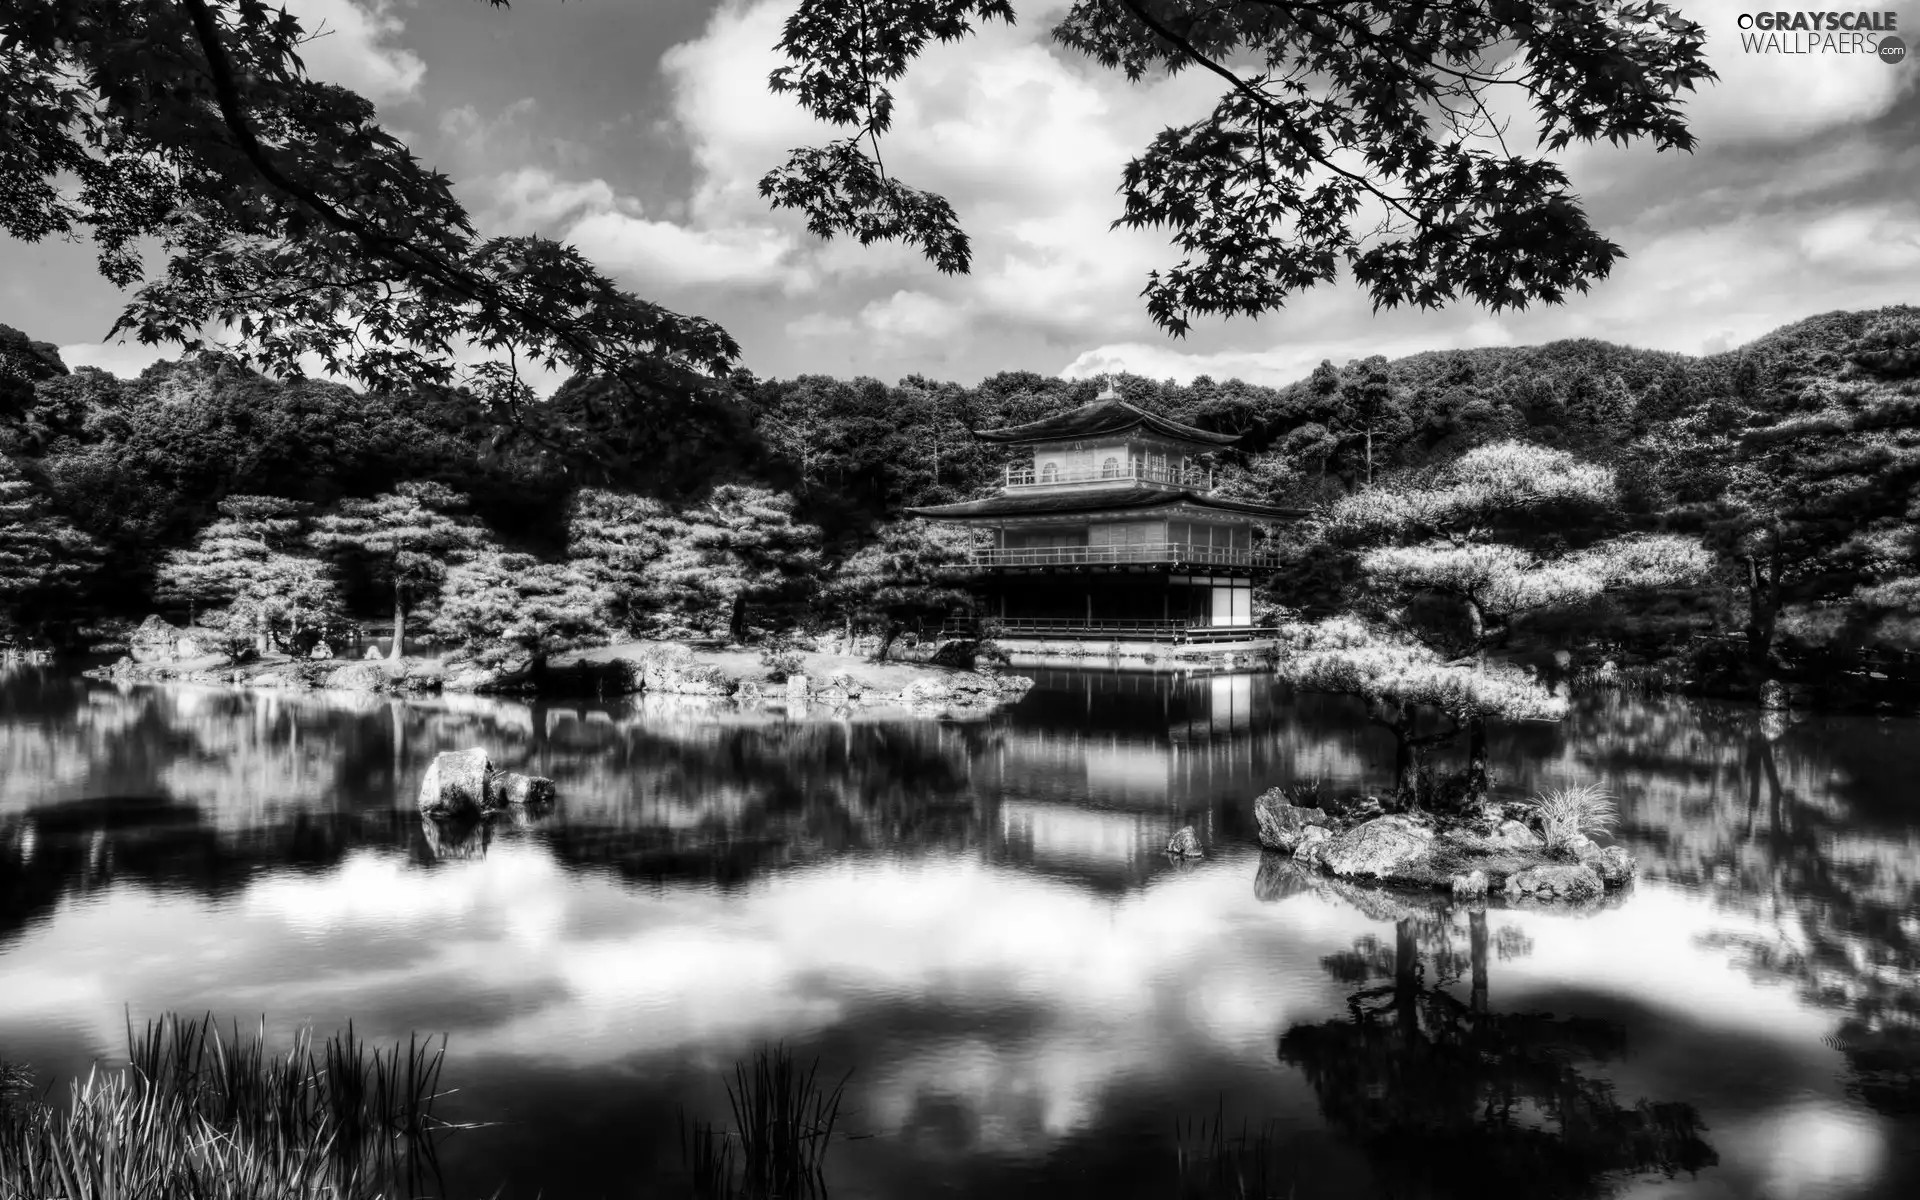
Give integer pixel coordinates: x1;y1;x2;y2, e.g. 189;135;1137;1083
1269;861;1717;1198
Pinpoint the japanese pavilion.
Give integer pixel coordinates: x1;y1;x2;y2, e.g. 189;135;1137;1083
906;382;1304;650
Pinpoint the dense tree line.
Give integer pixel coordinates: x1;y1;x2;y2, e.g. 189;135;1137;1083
1;306;1915;691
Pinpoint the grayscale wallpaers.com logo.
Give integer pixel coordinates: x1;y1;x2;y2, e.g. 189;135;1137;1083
1736;10;1907;61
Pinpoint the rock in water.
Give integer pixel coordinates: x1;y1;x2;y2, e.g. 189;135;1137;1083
418;748;494;818
786;674;810;700
1506;863;1604;901
1253;793;1326;853
495;772;556;807
1167;826;1203;858
310;641;333;660
1592;845;1637;887
1319;816;1435;880
364;645;383;660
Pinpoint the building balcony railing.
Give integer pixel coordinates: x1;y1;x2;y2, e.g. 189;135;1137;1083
939;617;1273;643
1003;462;1214;490
967;541;1279;569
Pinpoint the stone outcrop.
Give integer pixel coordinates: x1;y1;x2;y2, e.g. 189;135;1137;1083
494;772;556;807
1253;792;1327;853
324;663;388;693
1492;820;1544;850
418;748;494;818
1590;845;1636;887
419;751;559;821
1319;815;1435;881
1505;863;1605;901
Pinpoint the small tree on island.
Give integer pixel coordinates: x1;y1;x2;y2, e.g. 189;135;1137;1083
309;483;482;660
1282;441;1712;809
1277;617;1566;806
820;520;973;659
431;550;612;675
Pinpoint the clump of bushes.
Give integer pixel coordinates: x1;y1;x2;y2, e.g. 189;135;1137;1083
1520;782;1619;853
759;635;806;683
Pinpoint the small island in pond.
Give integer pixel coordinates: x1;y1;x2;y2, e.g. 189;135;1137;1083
1254;783;1636;904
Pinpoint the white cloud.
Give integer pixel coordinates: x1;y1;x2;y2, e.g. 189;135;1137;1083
1684;8;1916;143
567;209;809;292
282;0;425;105
859;291;966;344
1797;206;1920;275
58;340;171;379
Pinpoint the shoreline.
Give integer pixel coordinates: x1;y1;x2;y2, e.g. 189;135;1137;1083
83;638;1038;714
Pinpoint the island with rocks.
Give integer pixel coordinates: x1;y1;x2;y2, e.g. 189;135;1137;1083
1253;785;1636;904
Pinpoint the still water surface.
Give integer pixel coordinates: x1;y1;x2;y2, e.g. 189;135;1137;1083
1;664;1917;1199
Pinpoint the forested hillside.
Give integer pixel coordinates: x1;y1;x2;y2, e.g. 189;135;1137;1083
1;307;1915;692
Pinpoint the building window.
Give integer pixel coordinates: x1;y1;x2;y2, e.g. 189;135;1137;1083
1101;456;1119;478
1041;462;1058;483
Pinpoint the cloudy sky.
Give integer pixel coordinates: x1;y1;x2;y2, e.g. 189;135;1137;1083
3;0;1917;388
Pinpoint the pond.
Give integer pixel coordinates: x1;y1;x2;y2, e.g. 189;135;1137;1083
1;663;1917;1199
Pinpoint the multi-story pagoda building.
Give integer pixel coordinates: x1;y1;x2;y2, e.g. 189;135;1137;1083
907;383;1303;651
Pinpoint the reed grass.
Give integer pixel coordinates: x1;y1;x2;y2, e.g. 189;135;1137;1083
0;1014;453;1200
1521;782;1620;852
1174;1100;1291;1200
681;1044;849;1200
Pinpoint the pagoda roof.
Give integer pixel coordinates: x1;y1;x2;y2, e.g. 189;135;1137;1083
972;398;1239;447
905;489;1306;522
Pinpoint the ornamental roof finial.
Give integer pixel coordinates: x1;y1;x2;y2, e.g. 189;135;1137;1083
1097;372;1119;401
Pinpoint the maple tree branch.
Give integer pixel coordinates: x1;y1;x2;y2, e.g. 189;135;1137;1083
1109;0;1426;229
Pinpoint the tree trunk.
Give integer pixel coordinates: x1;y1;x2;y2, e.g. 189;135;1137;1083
389;583;406;661
728;593;748;643
1463;718;1490;808
1743;552;1779;674
875;621;903;663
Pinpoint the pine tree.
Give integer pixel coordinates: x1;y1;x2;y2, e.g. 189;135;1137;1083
653;485;821;642
1289;441;1712;807
0;457;99;641
432;550;612;673
154;496;308;623
820;520;972;657
565;488;678;635
309;483;483;659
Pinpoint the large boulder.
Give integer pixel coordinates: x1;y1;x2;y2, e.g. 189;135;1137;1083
1167;826;1203;858
1253;793;1327;853
418;748;494;818
324;663;388;693
1319;816;1435;881
1506;863;1604;901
